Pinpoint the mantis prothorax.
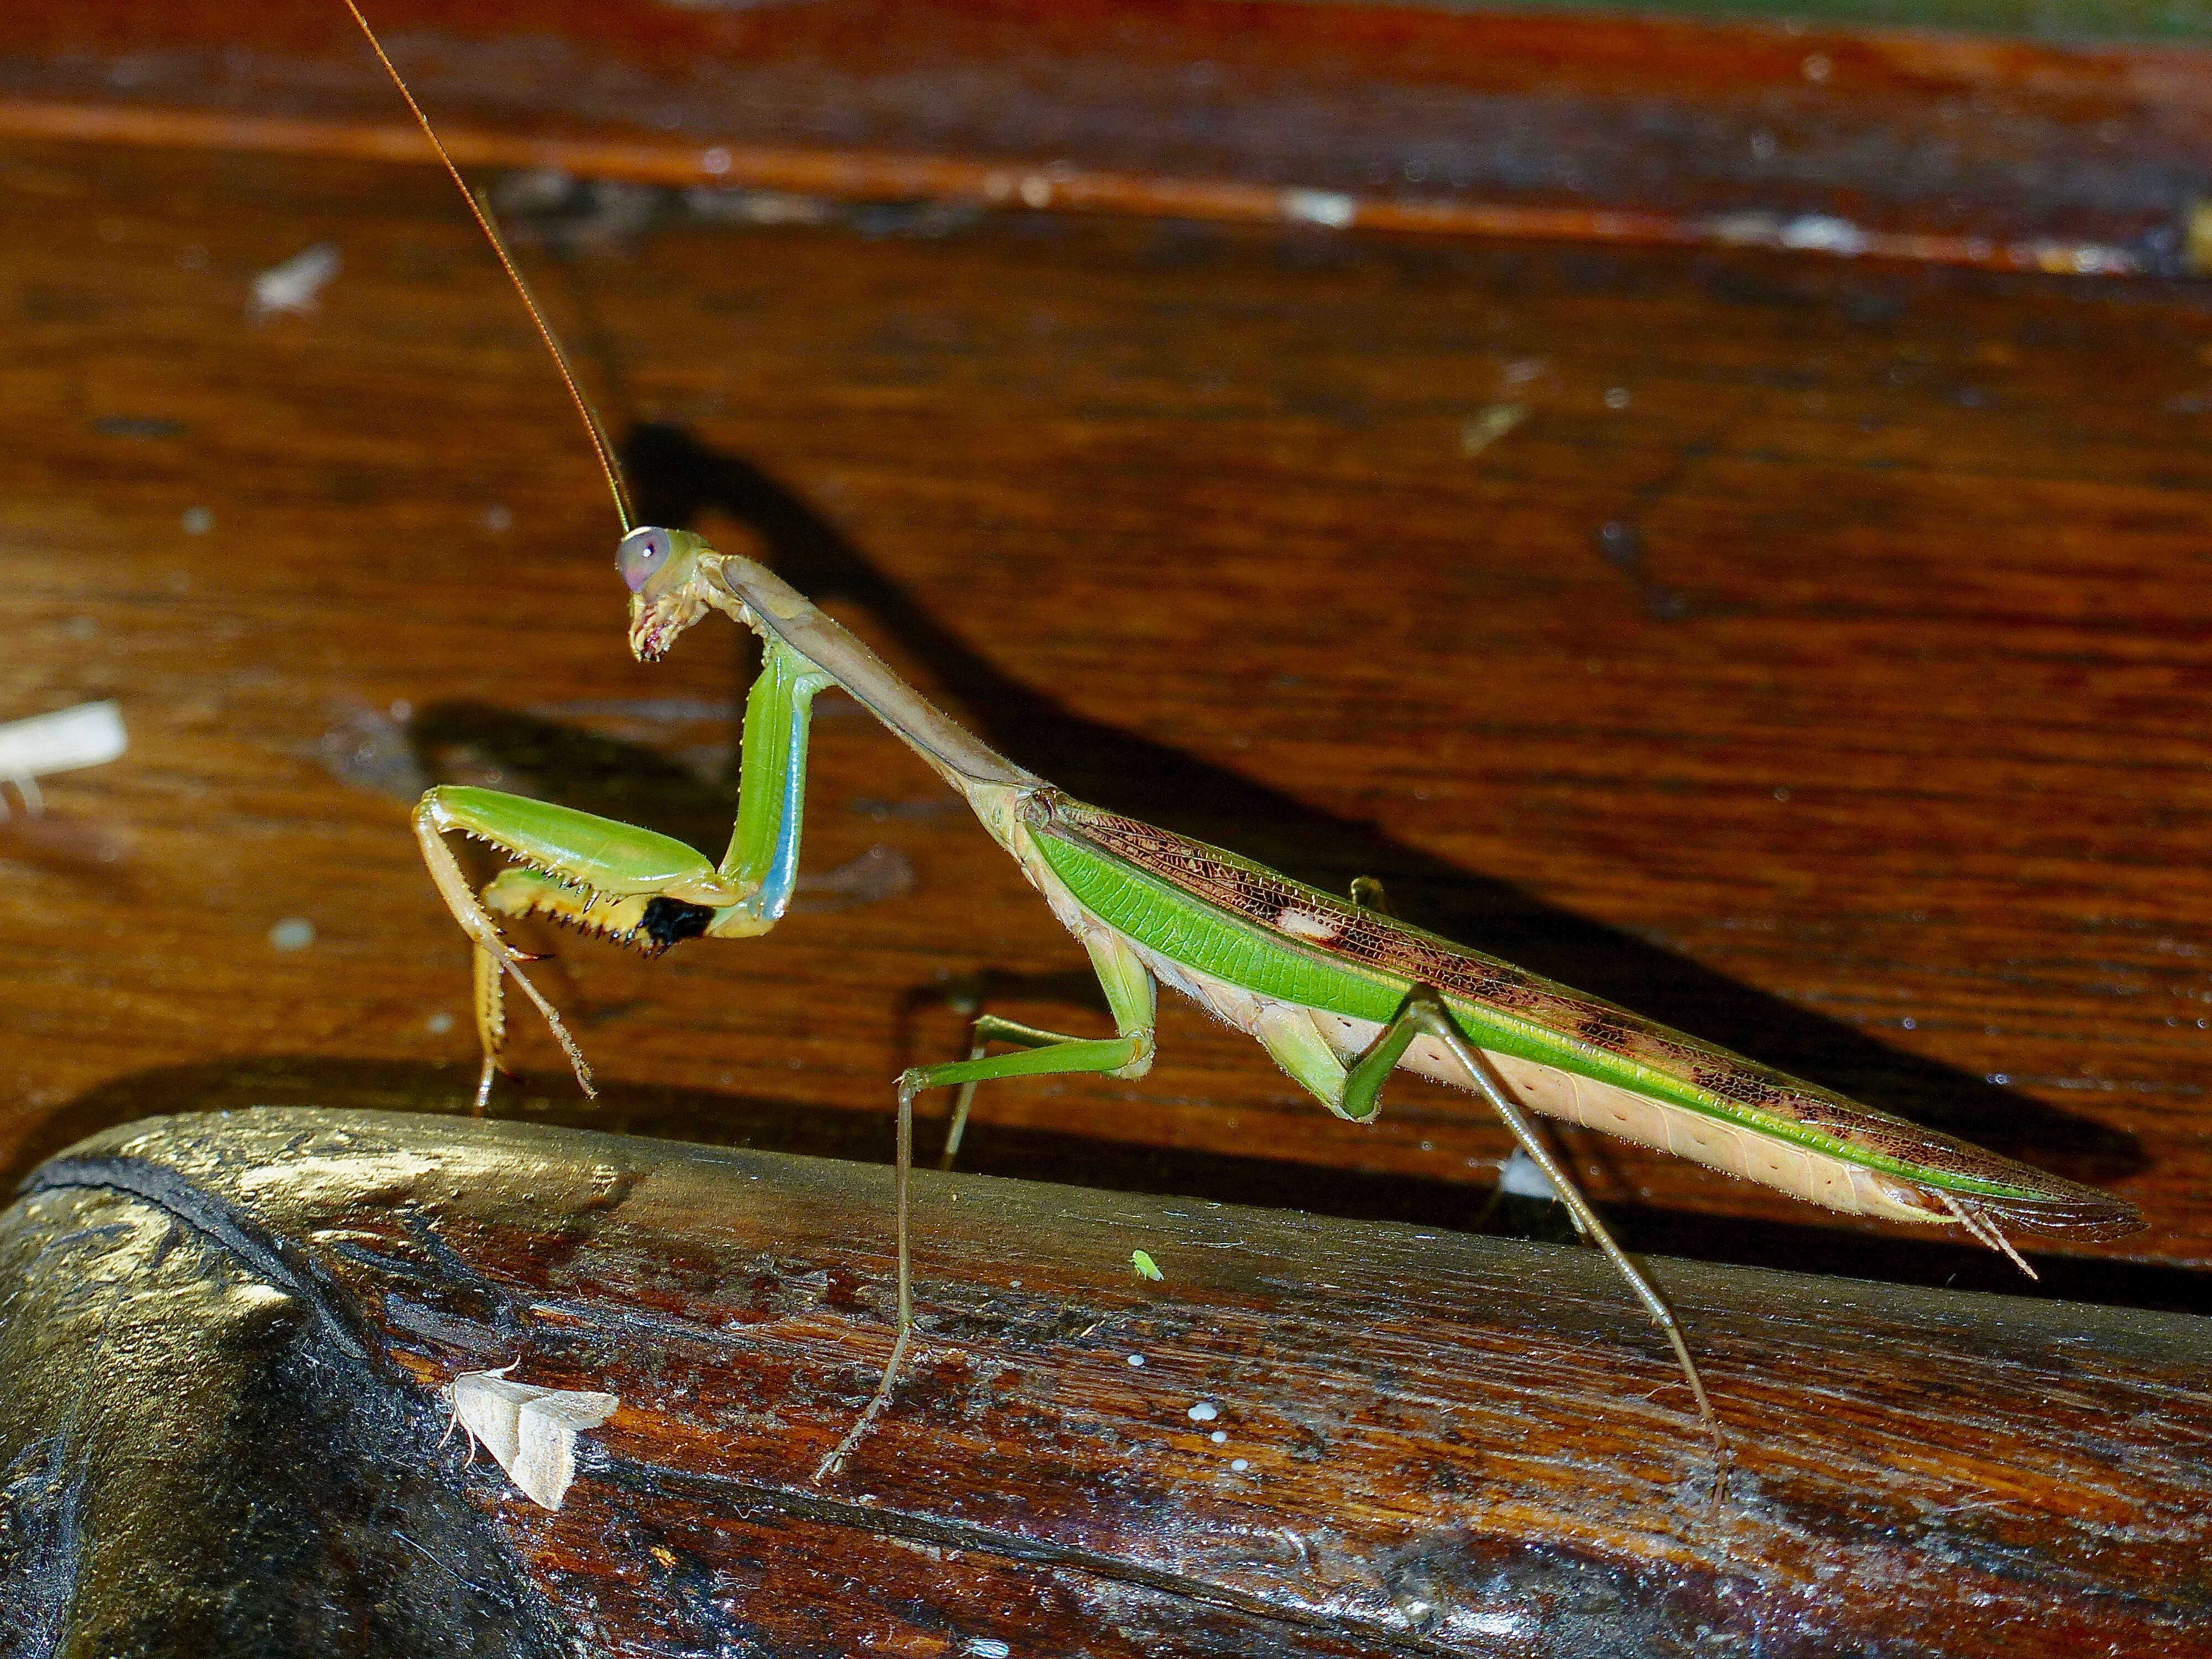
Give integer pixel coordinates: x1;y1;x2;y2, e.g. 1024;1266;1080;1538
347;1;2142;1490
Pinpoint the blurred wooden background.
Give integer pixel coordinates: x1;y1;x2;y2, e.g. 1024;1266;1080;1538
4;0;2211;1312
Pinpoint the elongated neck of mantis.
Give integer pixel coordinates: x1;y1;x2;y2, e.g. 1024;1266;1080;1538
708;552;1044;800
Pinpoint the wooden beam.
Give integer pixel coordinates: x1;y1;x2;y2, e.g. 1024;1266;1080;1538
0;1;2208;273
7;1107;2206;1655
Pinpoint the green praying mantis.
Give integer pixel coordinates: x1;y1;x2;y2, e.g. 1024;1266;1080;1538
347;3;2142;1489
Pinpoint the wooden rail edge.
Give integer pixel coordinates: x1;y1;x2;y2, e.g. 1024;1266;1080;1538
4;1;2211;277
0;96;2147;278
1;1107;2204;1656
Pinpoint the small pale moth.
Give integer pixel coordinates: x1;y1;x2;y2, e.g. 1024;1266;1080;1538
440;1364;620;1510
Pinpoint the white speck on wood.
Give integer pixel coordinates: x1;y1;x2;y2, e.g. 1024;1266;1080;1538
251;242;341;319
0;700;126;782
1279;187;1355;229
1498;1146;1560;1200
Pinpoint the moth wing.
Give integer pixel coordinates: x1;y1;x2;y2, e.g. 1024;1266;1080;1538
526;1390;620;1431
448;1371;534;1473
510;1389;620;1511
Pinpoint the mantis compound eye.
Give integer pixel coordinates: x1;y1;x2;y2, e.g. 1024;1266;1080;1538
617;528;670;594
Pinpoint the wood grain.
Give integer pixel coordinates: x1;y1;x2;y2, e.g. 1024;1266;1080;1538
1;131;2208;1308
2;1;2210;273
8;1108;2206;1656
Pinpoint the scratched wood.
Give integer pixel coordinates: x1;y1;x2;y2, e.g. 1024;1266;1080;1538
1;127;2209;1313
4;1108;2205;1657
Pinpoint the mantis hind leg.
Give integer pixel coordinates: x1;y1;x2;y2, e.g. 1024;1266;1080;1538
811;928;1157;1484
935;979;988;1172
936;1014;1061;1172
1396;989;1726;1476
1251;981;1728;1481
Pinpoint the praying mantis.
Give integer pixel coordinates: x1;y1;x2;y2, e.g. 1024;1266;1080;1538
344;6;2143;1488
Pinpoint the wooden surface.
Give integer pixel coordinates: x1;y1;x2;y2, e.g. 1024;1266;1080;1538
4;125;2212;1311
3;1;2212;274
7;1108;2206;1657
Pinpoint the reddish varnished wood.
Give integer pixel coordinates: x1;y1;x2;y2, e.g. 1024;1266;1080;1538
9;1108;2206;1656
0;1;2208;270
1;133;2208;1307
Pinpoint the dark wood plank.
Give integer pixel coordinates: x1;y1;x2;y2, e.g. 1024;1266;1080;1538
8;1108;2206;1656
1;1;2210;272
0;133;2206;1300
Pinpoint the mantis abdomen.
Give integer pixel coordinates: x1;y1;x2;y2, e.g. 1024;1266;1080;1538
1026;794;2136;1244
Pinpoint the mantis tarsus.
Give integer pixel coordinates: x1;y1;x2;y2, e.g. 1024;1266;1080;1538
348;2;2143;1491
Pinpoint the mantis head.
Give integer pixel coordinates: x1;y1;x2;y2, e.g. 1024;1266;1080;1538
619;526;718;662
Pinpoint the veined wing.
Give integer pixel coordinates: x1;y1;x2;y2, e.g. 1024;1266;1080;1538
1034;795;2140;1241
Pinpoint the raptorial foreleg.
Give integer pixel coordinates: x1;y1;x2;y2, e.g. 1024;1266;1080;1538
411;637;832;1108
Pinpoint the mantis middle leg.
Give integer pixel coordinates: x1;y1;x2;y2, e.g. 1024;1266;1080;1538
811;925;1157;1481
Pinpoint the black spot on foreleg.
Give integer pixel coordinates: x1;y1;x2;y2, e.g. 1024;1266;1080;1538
640;896;714;956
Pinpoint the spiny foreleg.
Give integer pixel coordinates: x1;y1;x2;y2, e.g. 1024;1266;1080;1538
411;638;832;1109
413;786;757;1110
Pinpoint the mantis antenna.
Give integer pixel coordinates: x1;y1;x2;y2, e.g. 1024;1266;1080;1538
339;0;635;534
